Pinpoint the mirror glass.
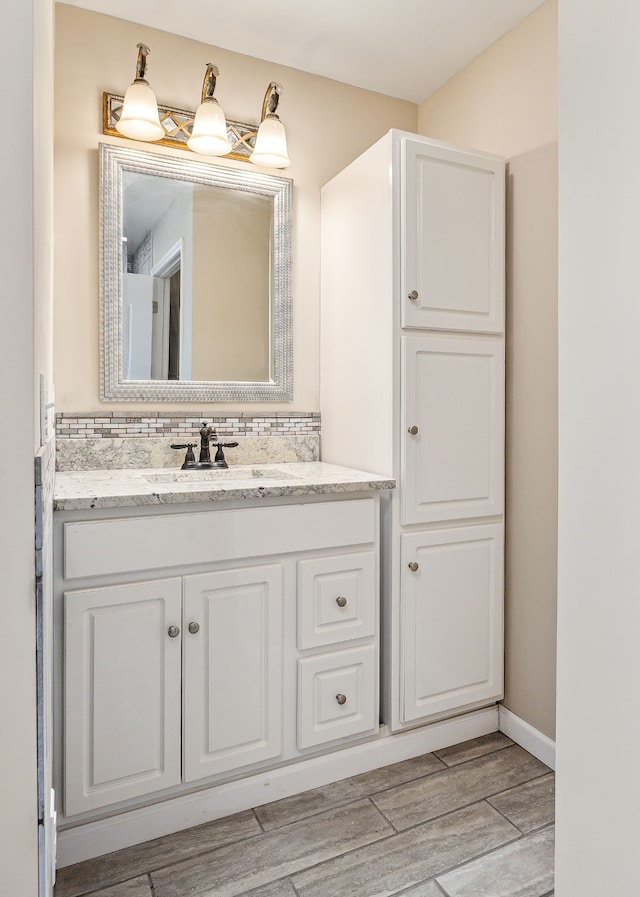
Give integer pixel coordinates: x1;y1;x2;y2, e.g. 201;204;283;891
100;144;293;402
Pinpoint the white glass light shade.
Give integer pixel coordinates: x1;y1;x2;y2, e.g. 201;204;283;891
187;99;231;155
250;117;290;168
116;81;164;142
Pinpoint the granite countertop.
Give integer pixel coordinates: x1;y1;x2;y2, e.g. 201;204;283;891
53;461;396;511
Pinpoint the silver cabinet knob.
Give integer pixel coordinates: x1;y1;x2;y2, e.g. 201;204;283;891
408;290;419;301
408;562;419;572
336;596;347;608
167;625;180;638
336;693;347;705
188;621;200;634
408;425;419;435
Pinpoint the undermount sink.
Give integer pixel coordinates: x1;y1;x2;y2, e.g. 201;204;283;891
141;468;298;485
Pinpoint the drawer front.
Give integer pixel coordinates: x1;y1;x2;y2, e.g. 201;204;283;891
64;498;375;580
297;644;377;749
297;551;377;650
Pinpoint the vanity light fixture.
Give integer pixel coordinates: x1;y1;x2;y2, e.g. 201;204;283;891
186;64;232;156
250;82;291;169
105;44;291;168
115;44;164;142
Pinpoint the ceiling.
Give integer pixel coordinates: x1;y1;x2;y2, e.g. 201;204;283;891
60;0;546;103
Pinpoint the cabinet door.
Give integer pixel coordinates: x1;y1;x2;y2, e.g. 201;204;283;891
401;137;505;333
64;579;182;815
401;525;503;723
402;334;504;525
183;564;283;781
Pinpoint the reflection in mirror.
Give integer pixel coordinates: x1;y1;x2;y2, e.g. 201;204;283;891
123;173;273;382
100;143;292;402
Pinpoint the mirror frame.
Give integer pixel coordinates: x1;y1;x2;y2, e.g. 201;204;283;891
99;142;293;402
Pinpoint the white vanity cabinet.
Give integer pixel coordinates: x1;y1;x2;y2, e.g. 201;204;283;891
55;495;380;820
63;567;285;815
321;130;505;732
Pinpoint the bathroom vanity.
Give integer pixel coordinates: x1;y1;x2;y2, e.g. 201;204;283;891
53;463;406;853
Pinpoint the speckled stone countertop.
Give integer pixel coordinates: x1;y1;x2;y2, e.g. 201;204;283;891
53;462;396;511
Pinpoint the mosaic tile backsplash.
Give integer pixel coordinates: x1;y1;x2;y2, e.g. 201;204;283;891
56;411;321;439
55;412;321;471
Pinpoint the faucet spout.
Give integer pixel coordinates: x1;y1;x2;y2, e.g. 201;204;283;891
198;421;217;464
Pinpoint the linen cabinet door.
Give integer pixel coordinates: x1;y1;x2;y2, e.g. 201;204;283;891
182;564;284;781
401;525;503;723
402;334;504;525
64;578;182;815
401;137;505;333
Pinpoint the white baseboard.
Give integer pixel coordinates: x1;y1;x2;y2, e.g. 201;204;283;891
57;705;498;868
499;706;556;770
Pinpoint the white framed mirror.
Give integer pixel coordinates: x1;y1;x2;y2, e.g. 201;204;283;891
100;143;293;401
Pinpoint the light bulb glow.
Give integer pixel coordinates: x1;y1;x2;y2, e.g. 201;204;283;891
116;80;164;142
187;98;231;156
250;117;290;169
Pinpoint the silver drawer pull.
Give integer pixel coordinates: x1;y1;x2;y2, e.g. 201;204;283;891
336;693;347;706
408;425;419;435
167;625;180;638
336;596;347;608
188;621;200;634
408;562;419;572
408;290;419;301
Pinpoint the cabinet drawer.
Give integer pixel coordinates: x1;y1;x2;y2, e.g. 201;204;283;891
297;552;376;650
297;645;377;749
64;498;375;580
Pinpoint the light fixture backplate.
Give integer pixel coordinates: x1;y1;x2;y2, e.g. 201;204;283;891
103;92;258;161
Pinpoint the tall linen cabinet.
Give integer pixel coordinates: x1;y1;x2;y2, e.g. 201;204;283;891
320;130;505;732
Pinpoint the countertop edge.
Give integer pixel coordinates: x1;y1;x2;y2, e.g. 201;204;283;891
53;463;396;512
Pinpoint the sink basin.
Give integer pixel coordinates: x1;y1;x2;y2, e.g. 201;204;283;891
141;468;298;485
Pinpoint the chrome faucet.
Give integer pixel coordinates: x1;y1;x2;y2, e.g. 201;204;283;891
171;421;238;469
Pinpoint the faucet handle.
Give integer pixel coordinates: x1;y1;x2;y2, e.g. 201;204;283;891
171;442;197;468
212;441;239;467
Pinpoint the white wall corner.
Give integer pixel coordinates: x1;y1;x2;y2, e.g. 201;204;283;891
499;705;556;770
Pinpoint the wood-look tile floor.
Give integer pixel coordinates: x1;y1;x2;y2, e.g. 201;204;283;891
55;733;555;897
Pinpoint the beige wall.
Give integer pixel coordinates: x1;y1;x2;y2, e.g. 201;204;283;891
191;188;271;382
417;0;557;158
419;0;558;739
54;4;416;413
